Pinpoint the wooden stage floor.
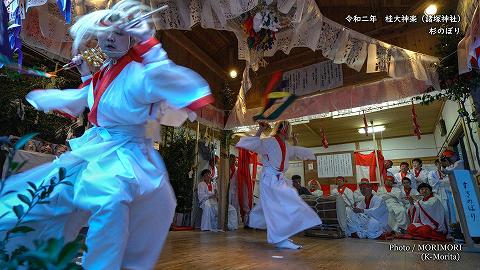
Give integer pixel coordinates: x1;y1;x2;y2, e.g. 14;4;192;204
156;229;480;270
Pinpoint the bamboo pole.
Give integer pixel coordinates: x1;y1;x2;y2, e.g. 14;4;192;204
371;121;383;185
190;121;200;227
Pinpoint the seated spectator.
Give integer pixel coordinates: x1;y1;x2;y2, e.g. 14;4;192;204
394;162;416;190
331;176;356;207
39;142;53;154
406;183;447;241
198;169;238;231
23;140;37;152
292;175;311;196
307;179;323;197
346;178;389;239
377;176;408;233
400;177;420;211
412;158;429;185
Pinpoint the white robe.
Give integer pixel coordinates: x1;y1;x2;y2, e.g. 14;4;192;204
394;171;417;190
428;170;454;224
377;186;408;231
400;187;420;211
346;195;389;239
331;186;356;207
311;189;323;197
236;136;321;244
0;38;211;270
229;167;240;215
409;195;447;234
198;181;238;231
413;168;429;186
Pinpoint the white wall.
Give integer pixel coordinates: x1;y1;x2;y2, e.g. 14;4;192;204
433;99;480;171
308;134;437;159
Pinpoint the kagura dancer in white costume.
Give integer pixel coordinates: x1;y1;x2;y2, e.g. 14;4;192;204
0;1;212;269
236;121;321;249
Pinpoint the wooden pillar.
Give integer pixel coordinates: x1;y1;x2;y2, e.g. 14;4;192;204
217;130;230;230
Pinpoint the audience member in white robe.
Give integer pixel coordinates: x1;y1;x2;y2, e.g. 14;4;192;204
236;121;321;249
441;150;465;173
394;162;416;190
198;169;219;231
377;176;408;232
198;169;239;231
440;150;464;224
412;158;429;186
384;160;395;179
331;176;356;207
0;2;213;268
400;177;420;211
228;154;239;216
407;183;448;240
307;179;323;197
346;178;389;239
428;159;451;223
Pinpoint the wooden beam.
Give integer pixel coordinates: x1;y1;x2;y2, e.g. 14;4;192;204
162;30;228;80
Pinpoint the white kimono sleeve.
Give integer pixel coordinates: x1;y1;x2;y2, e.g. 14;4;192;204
197;182;209;205
25;75;91;117
236;136;268;155
289;145;315;161
133;38;212;109
363;197;388;220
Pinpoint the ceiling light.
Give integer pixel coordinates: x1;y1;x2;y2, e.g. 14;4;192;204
229;70;238;79
358;125;385;134
425;4;437;15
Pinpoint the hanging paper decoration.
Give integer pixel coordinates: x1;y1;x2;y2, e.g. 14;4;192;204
241;6;279;51
282;60;343;96
253;71;297;121
412;102;422;140
363;112;369;136
321;128;328;149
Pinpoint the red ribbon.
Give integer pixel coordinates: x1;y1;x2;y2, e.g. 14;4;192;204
412;102;422;140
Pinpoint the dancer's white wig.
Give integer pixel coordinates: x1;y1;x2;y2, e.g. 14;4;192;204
70;0;151;53
271;120;292;138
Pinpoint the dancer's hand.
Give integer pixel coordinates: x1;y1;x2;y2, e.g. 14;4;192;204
292;133;299;146
116;19;154;43
255;121;268;137
72;54;90;77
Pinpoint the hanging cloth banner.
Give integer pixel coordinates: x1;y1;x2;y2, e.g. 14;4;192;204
282;60;343;96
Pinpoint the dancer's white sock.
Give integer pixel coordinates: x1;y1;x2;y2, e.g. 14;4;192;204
275;239;302;249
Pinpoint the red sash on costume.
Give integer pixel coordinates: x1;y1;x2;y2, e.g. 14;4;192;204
385;186;393;193
88;37;159;126
400;171;407;179
207;183;213;192
273;135;286;172
337;186;346;194
418;198;439;230
404;187;411;197
414;169;422;178
365;195;373;209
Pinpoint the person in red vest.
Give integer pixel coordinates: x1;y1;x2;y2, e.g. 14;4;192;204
406;183;448;241
0;1;213;268
236;121;321;249
331;176;356;207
